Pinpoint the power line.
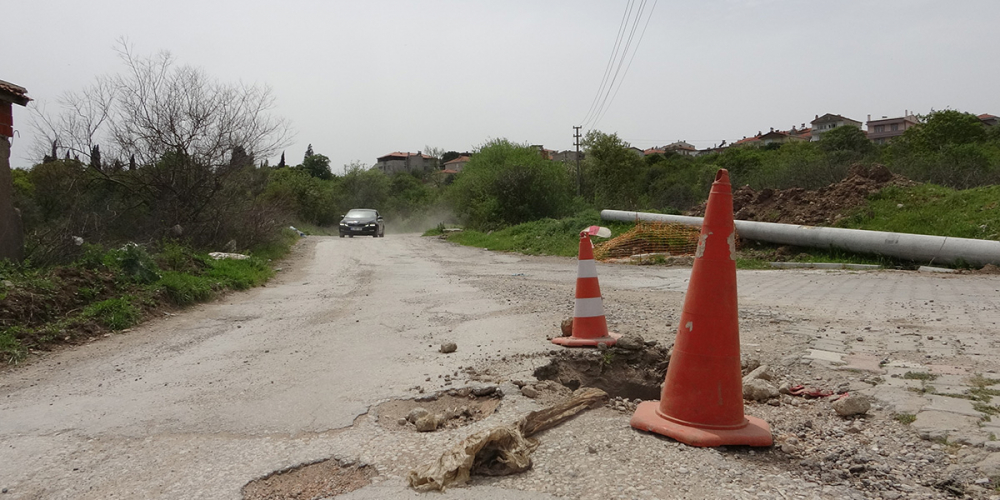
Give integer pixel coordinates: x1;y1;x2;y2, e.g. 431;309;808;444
583;0;643;130
579;0;658;132
579;1;634;127
587;0;646;130
592;0;658;128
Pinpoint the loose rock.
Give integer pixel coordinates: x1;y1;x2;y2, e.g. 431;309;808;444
440;343;457;354
407;407;431;423
831;394;871;417
560;318;573;337
415;414;439;432
743;378;779;402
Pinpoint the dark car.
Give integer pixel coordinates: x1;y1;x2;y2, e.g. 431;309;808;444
339;208;385;238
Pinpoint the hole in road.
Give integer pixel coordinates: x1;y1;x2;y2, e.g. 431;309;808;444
242;458;375;500
375;388;503;432
532;341;671;401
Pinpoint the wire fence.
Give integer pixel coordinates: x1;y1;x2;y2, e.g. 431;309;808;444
594;221;702;263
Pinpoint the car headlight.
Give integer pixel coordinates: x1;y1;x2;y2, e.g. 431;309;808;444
367;223;376;227
339;222;347;226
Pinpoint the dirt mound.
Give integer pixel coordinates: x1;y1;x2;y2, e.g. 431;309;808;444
690;164;914;226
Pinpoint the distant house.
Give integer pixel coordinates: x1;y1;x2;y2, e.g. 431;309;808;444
628;147;645;157
1;79;31;262
530;145;557;160
551;150;584;163
373;152;436;174
733;134;763;147
980;113;999;127
642;141;698;157
758;127;810;146
442;155;470;173
664;140;697;156
809;113;862;142
866;112;919;144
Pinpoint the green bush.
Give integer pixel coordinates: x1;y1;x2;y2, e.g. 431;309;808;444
103;243;161;284
447;139;573;229
83;297;142;330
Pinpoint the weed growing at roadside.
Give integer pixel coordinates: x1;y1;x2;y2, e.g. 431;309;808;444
0;327;27;364
903;371;939;381
205;257;273;290
158;271;214;305
894;413;916;425
83;297;141;330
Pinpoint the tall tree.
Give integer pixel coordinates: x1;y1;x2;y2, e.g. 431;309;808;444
277;151;286;169
304;144;314;161
583;131;643;210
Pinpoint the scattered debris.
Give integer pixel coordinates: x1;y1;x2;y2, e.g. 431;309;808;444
208;252;249;260
376;391;502;432
407;388;608;491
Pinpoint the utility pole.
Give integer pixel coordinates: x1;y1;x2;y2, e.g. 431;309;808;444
573;126;582;196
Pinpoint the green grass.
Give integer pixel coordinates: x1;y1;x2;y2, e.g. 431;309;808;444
251;228;301;261
0;328;27;364
158;271;215;305
204;256;274;290
839;184;1000;240
894;413;917;425
83;297;142;330
0;233;298;365
442;211;634;257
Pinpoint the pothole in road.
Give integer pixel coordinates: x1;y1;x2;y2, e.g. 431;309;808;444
375;387;503;432
242;458;375;500
531;338;671;401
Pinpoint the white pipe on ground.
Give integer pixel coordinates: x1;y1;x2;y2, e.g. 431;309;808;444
600;209;1000;267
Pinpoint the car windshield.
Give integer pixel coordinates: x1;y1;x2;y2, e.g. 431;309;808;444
345;209;377;218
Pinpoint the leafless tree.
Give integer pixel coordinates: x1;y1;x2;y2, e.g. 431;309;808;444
29;39;294;247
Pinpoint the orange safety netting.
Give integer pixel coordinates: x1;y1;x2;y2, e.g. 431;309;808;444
593;221;702;261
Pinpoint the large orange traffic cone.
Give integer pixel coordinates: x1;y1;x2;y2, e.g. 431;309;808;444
552;227;621;347
630;169;772;447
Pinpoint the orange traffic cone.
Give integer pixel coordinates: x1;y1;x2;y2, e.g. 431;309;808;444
552;227;621;347
630;169;772;447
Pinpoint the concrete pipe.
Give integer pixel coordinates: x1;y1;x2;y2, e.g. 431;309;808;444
600;209;1000;267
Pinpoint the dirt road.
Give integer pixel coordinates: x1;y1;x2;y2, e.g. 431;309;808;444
2;235;999;499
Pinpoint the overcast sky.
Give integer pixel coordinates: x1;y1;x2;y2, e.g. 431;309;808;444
4;0;999;172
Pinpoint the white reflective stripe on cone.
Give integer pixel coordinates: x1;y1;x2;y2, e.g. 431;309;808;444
577;260;598;278
574;297;605;318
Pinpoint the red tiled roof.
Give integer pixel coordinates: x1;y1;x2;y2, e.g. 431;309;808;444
979;114;998;120
0;79;31;106
733;135;761;146
643;148;666;155
443;155;470;165
441;169;459;175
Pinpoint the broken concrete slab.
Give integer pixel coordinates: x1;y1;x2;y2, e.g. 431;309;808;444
838;353;885;373
911;410;978;441
805;349;845;364
922;395;983;418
